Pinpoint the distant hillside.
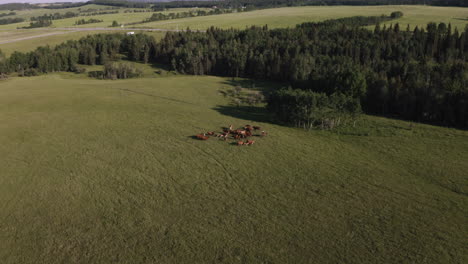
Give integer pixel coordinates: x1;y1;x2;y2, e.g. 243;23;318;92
106;0;467;7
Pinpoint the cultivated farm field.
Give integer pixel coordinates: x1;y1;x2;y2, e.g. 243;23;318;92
0;71;467;263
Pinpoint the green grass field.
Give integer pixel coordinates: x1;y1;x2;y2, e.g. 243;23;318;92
0;6;210;30
0;70;467;263
0;30;166;56
137;5;468;31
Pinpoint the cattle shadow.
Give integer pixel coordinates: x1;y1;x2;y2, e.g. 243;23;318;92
212;105;275;124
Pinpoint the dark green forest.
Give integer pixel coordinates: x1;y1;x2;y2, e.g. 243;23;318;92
1;14;467;129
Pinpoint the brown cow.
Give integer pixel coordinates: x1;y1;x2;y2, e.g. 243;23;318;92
261;131;268;137
253;126;261;130
206;131;216;136
237;141;244;146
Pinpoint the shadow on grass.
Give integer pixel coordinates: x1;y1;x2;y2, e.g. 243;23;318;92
150;62;172;72
212;104;275;124
221;78;285;93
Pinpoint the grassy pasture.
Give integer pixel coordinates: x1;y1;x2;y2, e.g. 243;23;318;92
0;30;166;56
0;72;467;263
0;5;211;30
138;5;468;30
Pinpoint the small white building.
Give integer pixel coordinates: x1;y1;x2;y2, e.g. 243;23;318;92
126;32;135;35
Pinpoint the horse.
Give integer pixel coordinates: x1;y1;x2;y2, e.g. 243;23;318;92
196;134;209;140
245;140;255;146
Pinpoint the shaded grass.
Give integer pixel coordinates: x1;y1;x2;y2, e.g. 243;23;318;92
0;73;467;263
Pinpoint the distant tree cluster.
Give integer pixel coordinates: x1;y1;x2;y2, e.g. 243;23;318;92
31;12;78;21
0;17;24;25
0;3;39;11
0;12;16;18
90;0;153;8
24;19;53;29
32;11;119;22
95;0;468;9
75;18;103;25
42;2;88;9
0;33;153;76
139;8;242;24
80;10;119;16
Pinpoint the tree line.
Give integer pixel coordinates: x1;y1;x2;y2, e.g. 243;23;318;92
0;14;467;128
31;10;119;22
137;8;246;24
75;18;103;25
89;0;468;9
0;12;16;18
0;17;24;25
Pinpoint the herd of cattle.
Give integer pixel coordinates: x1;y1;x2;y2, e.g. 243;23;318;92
195;125;268;146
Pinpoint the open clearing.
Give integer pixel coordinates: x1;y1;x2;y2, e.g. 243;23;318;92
0;72;467;263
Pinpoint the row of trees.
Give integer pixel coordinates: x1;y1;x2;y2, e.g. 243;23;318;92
31;10;118;22
0;3;39;11
75;18;103;25
0;14;467;128
141;8;243;24
0;12;16;18
0;17;24;25
31;12;77;21
89;0;468;9
23;20;53;28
